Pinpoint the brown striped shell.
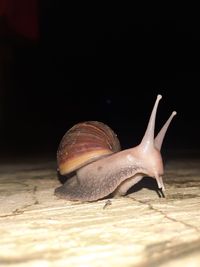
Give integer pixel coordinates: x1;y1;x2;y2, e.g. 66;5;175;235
57;121;121;175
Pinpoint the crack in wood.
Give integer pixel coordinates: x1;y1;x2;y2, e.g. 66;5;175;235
0;186;39;218
130;197;200;233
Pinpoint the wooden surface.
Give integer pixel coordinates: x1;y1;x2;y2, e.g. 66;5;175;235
0;153;200;267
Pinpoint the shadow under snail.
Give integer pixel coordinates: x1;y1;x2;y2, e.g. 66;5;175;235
55;94;177;202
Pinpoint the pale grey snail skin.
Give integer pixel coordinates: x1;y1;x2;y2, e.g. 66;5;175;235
55;94;177;202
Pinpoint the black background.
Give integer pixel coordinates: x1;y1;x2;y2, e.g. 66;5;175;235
0;4;200;159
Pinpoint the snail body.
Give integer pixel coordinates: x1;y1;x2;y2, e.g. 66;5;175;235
55;95;177;201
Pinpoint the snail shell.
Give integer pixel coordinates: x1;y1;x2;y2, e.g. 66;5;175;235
57;121;121;175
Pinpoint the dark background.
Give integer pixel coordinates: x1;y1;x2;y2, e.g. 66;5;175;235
0;4;200;159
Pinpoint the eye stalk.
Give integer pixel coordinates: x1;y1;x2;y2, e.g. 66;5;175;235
140;94;162;152
155;111;177;151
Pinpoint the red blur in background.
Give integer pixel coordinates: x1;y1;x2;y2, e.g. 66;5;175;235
0;0;38;40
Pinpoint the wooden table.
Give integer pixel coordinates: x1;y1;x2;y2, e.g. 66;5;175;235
0;151;200;267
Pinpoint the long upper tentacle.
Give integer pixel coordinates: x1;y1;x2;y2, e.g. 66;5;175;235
154;111;177;151
139;94;162;153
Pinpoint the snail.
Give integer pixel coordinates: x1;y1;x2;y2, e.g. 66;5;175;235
55;94;177;202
